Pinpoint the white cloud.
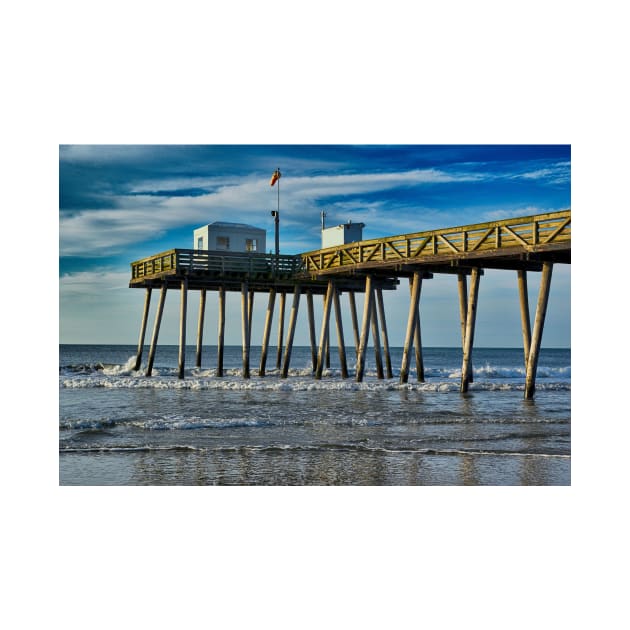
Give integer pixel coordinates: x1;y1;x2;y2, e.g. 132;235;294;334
60;168;492;257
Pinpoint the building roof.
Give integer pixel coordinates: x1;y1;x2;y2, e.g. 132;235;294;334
206;221;265;231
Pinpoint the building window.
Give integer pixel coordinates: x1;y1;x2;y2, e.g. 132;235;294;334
216;236;230;250
245;238;257;252
197;236;204;250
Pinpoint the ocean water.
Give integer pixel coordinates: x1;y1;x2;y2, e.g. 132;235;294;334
59;344;570;485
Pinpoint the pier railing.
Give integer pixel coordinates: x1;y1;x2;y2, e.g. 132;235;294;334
300;210;571;274
131;249;304;282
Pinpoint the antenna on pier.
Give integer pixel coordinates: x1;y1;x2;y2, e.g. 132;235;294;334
321;210;327;230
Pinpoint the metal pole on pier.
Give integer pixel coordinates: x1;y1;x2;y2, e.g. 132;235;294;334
270;168;281;274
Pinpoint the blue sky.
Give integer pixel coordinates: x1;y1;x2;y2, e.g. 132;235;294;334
59;144;570;347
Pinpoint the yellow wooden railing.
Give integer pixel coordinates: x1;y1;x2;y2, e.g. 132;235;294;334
300;210;571;274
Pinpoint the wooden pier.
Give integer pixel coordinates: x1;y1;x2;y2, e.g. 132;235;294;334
129;210;571;398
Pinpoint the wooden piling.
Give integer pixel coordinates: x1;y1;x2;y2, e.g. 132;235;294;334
276;291;286;369
409;278;424;382
517;270;532;367
332;286;348;378
348;291;360;355
248;289;255;341
370;297;384;379
457;273;472;383
217;286;225;377
177;278;188;379
133;288;152;371
460;268;481;392
281;286;302;378
259;288;276;376
400;272;421;384
241;282;250;379
195;289;206;368
524;262;553;399
146;284;167;377
355;275;374;383
315;281;334;379
306;291;317;371
376;288;393;379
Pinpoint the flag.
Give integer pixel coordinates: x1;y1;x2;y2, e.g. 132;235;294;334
270;169;281;186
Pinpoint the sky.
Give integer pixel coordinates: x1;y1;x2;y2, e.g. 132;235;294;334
59;144;571;348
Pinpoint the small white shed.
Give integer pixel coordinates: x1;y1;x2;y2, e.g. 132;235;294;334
193;221;267;253
321;221;365;249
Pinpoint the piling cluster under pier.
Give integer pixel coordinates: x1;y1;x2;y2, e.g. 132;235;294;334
129;210;571;398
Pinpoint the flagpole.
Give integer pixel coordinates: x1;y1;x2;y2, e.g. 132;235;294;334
276;167;280;257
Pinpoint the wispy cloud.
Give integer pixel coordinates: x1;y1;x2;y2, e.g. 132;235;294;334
60;167;493;257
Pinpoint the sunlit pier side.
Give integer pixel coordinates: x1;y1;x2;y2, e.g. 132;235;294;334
129;210;571;398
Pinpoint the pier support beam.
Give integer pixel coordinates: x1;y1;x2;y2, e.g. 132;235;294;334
517;270;532;368
458;273;473;383
178;278;188;379
146;284;167;377
259;289;276;377
315;281;334;379
376;288;393;379
460;268;481;393
400;272;421;384
276;291;286;369
306;291;317;371
195;289;206;369
370;298;384;379
217;287;226;377
241;282;250;379
248;289;255;342
524;262;553;399
356;275;374;383
281;286;302;378
332;286;348;379
348;291;360;356
409;278;424;382
133;288;152;371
